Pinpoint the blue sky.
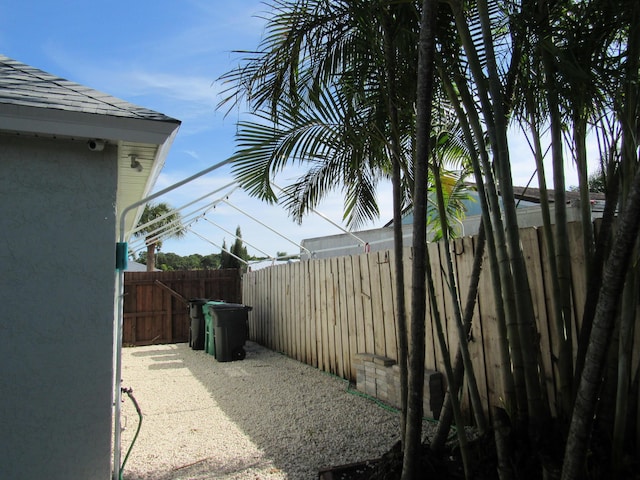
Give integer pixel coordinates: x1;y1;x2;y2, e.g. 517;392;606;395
1;0;580;263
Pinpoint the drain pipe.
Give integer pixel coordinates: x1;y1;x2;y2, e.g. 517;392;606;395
113;158;232;480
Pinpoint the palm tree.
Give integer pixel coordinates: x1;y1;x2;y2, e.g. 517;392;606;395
401;3;441;477
221;0;639;477
220;2;490;476
133;202;185;272
219;1;419;457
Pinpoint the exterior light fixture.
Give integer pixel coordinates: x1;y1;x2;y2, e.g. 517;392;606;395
129;154;143;172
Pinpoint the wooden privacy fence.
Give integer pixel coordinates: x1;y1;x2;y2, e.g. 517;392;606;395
242;221;609;419
123;269;241;345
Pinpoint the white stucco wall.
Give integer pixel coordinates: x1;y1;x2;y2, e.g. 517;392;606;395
0;134;117;479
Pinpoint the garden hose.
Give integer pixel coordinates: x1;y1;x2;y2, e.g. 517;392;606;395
119;387;142;480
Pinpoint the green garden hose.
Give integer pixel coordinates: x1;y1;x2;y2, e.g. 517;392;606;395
119;387;142;480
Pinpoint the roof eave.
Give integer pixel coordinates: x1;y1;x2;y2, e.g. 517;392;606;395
0;103;180;144
119;126;180;241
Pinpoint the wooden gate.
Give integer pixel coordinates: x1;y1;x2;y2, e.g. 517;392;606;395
123;269;242;345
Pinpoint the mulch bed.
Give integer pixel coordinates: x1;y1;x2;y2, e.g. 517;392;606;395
319;435;500;480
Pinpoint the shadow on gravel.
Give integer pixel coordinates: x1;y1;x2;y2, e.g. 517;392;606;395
146;361;186;371
130;349;180;357
124;342;401;479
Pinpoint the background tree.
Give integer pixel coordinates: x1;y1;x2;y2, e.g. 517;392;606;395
201;253;222;270
230;226;249;269
220;226;249;270
220;239;231;268
136;251;222;270
134;202;185;272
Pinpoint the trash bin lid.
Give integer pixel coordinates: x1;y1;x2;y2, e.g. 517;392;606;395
205;301;252;311
188;298;209;305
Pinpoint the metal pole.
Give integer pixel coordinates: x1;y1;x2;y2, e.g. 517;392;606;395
127;183;238;237
189;230;249;265
113;157;232;480
272;183;367;248
202;217;274;261
220;199;312;255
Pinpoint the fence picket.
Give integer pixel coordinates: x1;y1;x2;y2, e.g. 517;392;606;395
344;256;359;379
526;226;558;416
368;251;386;357
381;250;397;362
240;221;595;422
124;269;242;346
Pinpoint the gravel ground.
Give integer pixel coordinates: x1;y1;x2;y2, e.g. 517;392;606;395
118;342;434;479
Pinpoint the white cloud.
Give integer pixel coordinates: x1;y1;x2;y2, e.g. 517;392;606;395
183;150;200;160
126;70;218;104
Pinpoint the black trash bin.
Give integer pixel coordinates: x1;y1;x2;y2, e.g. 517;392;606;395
206;301;252;362
188;298;209;350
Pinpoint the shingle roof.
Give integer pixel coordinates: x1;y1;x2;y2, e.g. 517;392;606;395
0;54;179;124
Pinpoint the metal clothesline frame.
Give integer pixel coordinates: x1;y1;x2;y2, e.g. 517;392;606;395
114;159;375;479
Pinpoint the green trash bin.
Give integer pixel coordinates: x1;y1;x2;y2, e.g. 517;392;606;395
205;301;252;362
203;302;218;357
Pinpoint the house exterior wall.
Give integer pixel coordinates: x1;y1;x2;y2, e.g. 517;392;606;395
0;134;117;479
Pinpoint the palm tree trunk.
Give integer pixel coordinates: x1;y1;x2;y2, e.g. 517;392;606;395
448;3;526;423
527;91;573;421
573;114;595;278
574;167;620;385
427;245;472;479
612;274;637;474
446;64;519;415
432;162;487;433
561;165;640;480
382;11;409;446
539;19;574;418
402;0;436;477
477;0;548;433
431;221;486;450
610;3;640;468
146;242;156;272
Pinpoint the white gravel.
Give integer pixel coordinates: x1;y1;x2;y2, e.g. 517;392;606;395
118;342;425;479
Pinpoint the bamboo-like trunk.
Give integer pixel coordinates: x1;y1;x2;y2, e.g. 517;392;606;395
454;75;517;417
433;163;487;433
539;22;574;418
427;244;472;479
402;0;436;477
430;221;486;450
526;98;571;419
477;0;548;432
573;115;595;279
562;167;640;480
612;274;637;474
382;11;409;447
574;167;620;385
448;1;527;423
